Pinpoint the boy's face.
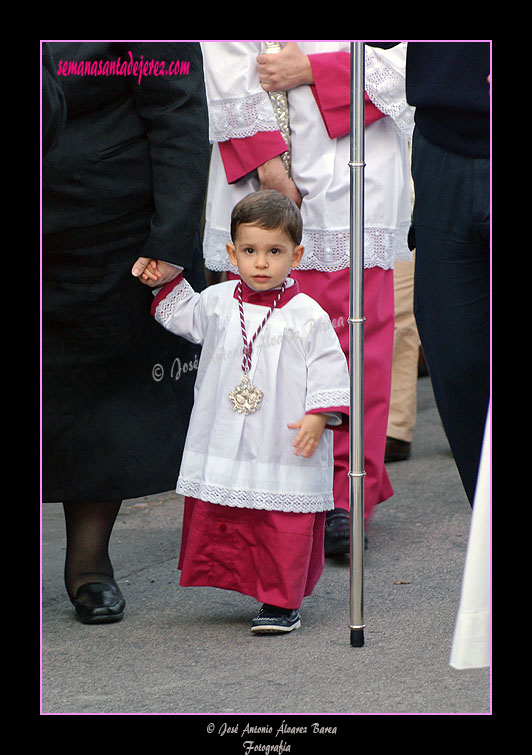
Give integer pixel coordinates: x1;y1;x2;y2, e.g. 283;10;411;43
226;223;304;291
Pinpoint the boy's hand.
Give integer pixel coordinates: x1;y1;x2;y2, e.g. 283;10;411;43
288;413;328;458
131;257;181;287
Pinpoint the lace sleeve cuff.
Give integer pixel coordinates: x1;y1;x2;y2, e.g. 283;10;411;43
306;390;349;418
364;45;415;138
208;91;280;142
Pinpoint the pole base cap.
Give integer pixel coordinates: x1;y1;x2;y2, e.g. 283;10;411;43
350;628;365;647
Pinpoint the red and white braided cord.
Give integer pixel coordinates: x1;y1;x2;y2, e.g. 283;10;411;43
237;280;286;372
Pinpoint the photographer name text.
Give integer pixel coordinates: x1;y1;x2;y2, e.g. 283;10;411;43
206;719;338;752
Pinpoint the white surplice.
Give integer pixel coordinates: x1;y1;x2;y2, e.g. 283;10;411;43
200;41;415;274
152;277;350;513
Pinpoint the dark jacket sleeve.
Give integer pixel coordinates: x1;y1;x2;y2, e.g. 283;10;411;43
42;42;66;156
117;42;210;271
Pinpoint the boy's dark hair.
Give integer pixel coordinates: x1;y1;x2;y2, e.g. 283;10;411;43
230;190;303;245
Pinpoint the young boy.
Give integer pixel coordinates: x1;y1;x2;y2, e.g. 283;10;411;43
132;190;349;633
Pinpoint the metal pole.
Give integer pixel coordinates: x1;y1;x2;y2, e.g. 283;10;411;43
348;41;366;648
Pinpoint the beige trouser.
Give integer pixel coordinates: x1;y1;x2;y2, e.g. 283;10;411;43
387;258;419;444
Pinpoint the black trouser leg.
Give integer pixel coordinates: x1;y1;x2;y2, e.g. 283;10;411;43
411;129;490;505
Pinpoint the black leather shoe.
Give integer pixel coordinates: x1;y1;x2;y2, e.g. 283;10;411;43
324;509;350;556
325;510;368;556
73;582;125;624
385;437;411;463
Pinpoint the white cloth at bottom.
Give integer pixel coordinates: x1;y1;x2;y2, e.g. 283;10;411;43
449;404;491;669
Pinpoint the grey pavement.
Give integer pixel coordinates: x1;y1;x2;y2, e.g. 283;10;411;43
41;375;491;721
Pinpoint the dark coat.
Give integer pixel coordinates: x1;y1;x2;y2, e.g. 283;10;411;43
42;42;210;502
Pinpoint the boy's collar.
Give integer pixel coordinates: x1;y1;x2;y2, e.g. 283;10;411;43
234;277;299;308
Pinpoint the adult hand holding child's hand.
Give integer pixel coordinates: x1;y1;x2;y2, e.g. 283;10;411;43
131;257;181;287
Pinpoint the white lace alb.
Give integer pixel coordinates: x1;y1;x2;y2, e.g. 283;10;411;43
203;223;412;273
207;91;279;143
177;476;334;513
153;278;195;328
364;46;415;139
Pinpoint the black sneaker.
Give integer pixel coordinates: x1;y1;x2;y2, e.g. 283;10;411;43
251;604;301;634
